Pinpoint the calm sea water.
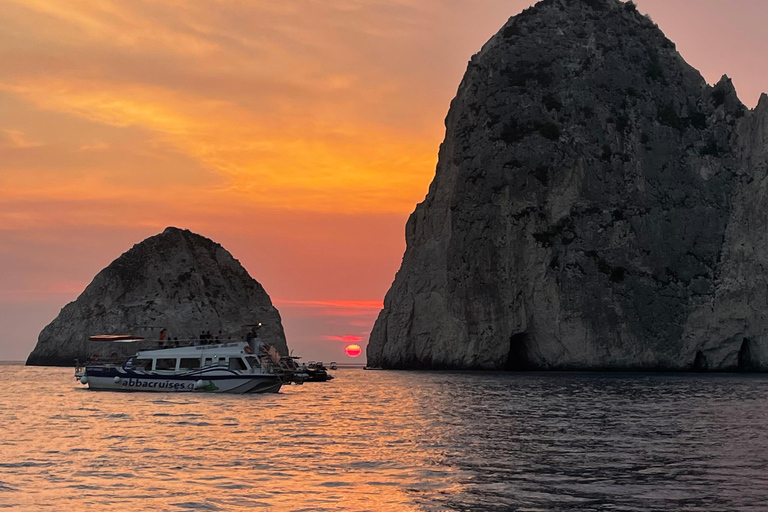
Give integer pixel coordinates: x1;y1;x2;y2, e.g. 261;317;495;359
2;366;768;511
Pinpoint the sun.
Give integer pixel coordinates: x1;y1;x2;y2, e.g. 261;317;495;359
344;344;362;357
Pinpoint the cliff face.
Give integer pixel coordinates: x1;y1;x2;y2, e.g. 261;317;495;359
27;227;287;366
367;0;768;370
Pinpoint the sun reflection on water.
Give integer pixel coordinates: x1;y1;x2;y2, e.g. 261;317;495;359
0;367;458;511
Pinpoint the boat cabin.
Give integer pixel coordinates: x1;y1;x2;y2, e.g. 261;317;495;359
126;342;265;373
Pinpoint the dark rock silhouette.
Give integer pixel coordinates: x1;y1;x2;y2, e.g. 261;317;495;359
368;0;768;370
27;227;286;366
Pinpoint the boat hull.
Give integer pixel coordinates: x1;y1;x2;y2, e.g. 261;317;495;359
82;366;283;393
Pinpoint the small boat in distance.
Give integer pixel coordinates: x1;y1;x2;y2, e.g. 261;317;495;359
300;361;334;382
76;336;298;393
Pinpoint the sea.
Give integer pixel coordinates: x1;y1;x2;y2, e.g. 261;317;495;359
2;364;768;511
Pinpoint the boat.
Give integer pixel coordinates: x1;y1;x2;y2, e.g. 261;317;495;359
300;361;335;382
75;337;297;393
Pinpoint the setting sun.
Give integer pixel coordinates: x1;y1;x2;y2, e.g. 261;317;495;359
344;344;362;358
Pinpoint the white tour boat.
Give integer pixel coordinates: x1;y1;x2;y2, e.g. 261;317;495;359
76;337;292;393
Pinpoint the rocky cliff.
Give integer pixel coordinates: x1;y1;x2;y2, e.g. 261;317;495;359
367;0;768;370
27;227;287;366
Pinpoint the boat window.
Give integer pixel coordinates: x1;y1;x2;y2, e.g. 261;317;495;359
155;358;177;371
134;358;152;370
228;358;248;371
179;358;201;370
218;357;227;366
245;356;259;369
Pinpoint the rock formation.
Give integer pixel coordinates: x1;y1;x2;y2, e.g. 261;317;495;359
367;0;768;370
26;227;287;366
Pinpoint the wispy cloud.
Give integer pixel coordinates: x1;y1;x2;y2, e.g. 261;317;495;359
273;299;383;318
274;299;382;309
1;129;42;148
0;0;449;214
0;280;87;303
78;141;109;152
323;334;364;343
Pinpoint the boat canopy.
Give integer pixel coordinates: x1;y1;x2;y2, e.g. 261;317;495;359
89;334;145;343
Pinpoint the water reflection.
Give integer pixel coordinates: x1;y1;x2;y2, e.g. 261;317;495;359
417;372;768;511
2;367;768;511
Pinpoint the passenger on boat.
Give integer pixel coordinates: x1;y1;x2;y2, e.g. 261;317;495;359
157;329;167;348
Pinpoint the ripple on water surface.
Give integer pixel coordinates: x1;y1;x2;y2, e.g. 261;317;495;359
2;366;768;511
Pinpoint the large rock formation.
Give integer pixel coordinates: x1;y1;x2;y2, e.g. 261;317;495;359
27;227;287;366
368;0;768;370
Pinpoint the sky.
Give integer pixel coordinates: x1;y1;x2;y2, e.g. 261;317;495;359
1;0;766;363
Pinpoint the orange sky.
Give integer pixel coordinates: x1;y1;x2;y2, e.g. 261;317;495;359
1;0;766;362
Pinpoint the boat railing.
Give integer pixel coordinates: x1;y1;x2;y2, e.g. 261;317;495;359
149;338;241;348
83;353;124;366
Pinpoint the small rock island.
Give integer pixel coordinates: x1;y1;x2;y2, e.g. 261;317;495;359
368;0;768;371
26;227;287;366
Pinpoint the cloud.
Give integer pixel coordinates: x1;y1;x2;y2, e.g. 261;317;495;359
0;0;450;214
274;299;382;309
0;129;42;148
323;334;364;343
77;141;109;152
273;299;383;318
0;77;435;213
0;280;87;303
